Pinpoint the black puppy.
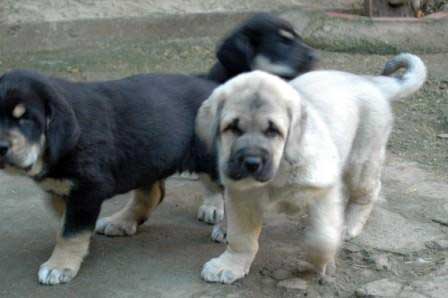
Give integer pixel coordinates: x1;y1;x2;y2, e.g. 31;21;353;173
0;13;316;285
206;13;316;83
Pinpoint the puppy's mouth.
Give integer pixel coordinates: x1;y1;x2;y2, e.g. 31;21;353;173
0;153;36;172
227;171;272;183
225;161;274;184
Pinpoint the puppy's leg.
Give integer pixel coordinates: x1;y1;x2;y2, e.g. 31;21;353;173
344;147;385;240
39;191;103;285
305;185;343;276
197;174;224;224
96;181;165;237
45;194;66;218
39;231;91;285
201;189;263;284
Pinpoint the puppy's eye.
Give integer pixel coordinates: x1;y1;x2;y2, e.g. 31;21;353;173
16;112;33;126
264;122;282;138
19;117;33;127
223;120;243;136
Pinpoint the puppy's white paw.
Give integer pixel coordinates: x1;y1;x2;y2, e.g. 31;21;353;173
197;204;224;225
211;224;227;243
201;256;248;284
95;216;137;236
38;264;77;285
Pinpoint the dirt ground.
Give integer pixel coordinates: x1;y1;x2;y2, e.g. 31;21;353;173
0;48;447;297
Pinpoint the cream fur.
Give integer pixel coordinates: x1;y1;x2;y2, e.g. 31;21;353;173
197;54;427;284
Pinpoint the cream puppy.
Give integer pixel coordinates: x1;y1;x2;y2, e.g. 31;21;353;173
196;54;427;284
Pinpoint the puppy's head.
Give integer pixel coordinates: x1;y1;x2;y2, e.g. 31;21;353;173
197;71;303;190
0;70;79;176
217;13;316;80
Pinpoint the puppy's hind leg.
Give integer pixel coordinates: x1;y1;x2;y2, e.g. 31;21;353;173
344;150;385;240
344;107;391;240
96;181;165;237
197;174;224;224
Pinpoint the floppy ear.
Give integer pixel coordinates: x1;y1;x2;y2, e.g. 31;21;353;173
217;33;255;76
38;83;80;165
283;92;307;164
195;88;226;152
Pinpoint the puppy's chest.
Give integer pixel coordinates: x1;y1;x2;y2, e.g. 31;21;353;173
266;165;319;215
37;178;74;196
268;185;311;210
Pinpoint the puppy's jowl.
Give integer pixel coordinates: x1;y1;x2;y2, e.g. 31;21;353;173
196;54;426;284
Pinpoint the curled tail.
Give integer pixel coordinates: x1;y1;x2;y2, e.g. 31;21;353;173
377;53;427;101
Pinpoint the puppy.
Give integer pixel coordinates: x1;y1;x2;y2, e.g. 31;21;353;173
196;54;426;284
205;13;316;84
197;13;316;224
0;71;219;285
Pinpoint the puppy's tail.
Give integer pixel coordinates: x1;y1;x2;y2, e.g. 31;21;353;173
376;53;427;101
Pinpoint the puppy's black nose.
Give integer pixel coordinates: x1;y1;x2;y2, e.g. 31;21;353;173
243;156;262;173
0;140;10;157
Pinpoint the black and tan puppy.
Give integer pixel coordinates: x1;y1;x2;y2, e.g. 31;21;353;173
0;71;219;285
0;13;315;285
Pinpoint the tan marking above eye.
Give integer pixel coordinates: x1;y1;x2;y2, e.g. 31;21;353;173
278;29;295;40
12;104;26;119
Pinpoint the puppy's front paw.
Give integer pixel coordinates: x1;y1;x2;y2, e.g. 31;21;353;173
197;204;224;224
211;224;227;243
95;216;137;236
201;256;248;284
38;263;78;285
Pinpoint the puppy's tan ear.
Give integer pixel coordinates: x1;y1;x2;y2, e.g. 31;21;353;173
195;87;226;151
284;92;306;164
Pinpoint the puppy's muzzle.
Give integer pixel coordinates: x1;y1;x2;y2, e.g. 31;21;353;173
299;48;318;72
227;147;272;182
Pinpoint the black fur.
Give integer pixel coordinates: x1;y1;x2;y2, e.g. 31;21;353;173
205;13;316;83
